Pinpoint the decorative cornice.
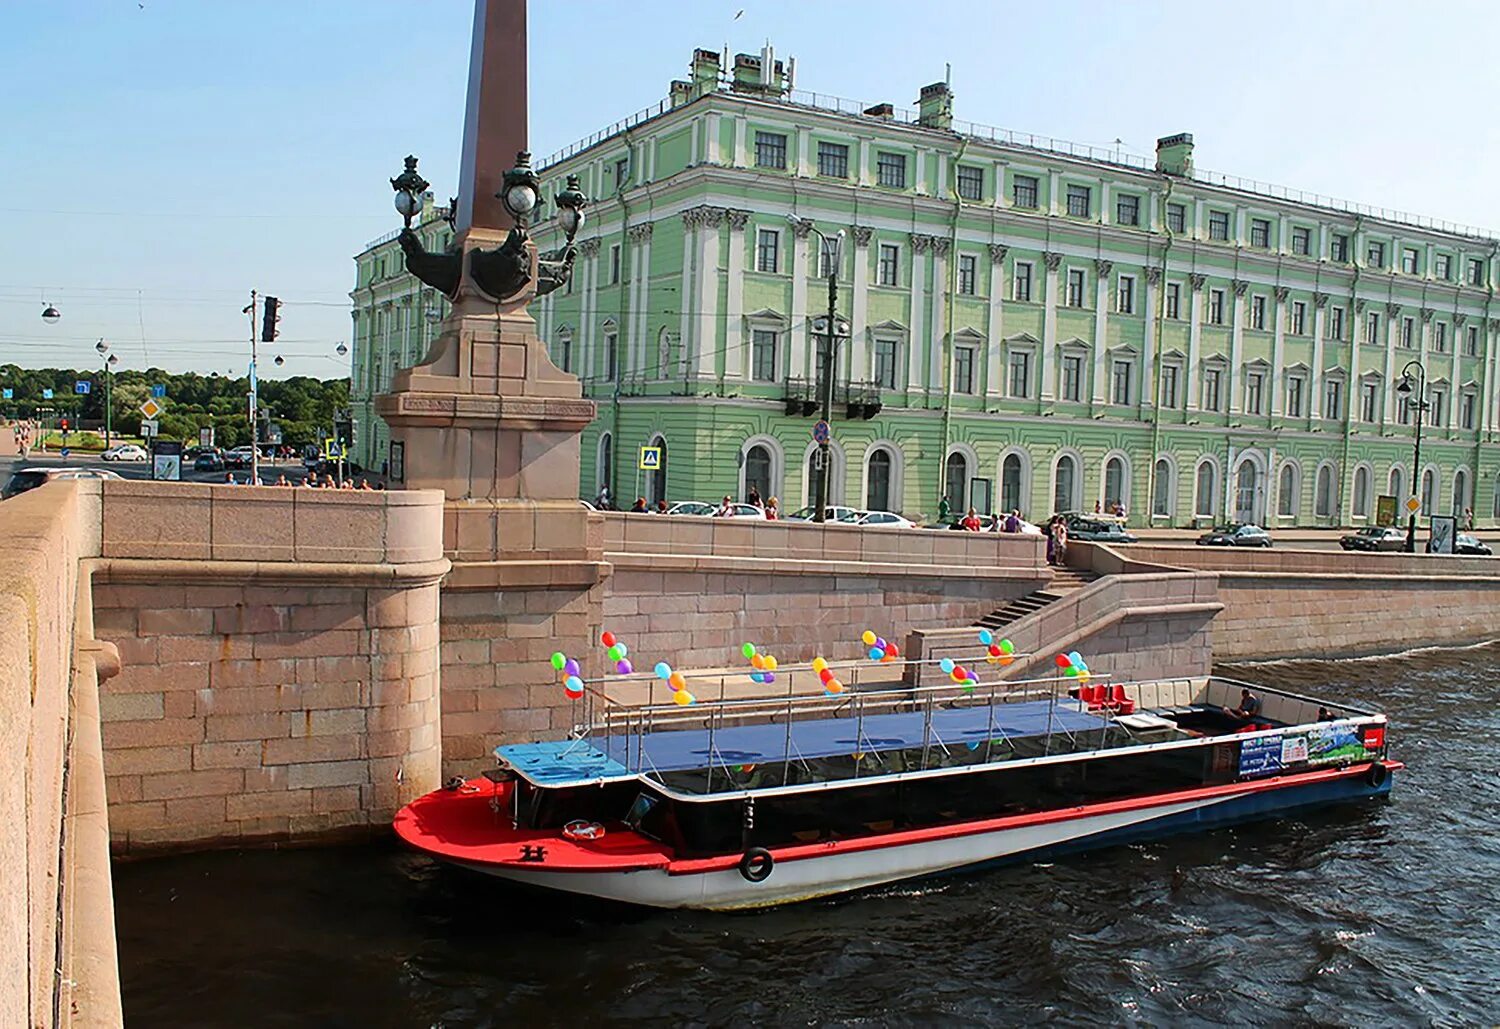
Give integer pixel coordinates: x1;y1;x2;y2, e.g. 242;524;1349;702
1420;308;1435;323
988;243;1009;265
1145;266;1162;285
1232;279;1248;298
1385;302;1401;318
1274;286;1289;302
1042;251;1062;271
1094;259;1113;278
724;209;750;232
929;237;951;257
1354;298;1366;314
1454;313;1468;327
627;222;655;243
1489;317;1500;332
852;226;874;246
1189;273;1206;292
576;238;602;258
910;233;932;254
1313;291;1329;309
790;218;814;239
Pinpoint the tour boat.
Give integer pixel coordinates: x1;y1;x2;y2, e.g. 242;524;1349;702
394;667;1398;910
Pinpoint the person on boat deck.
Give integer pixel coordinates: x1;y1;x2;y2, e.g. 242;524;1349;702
960;507;983;531
1223;687;1264;724
1317;706;1337;721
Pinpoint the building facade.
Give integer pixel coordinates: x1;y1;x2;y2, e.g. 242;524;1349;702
354;48;1500;527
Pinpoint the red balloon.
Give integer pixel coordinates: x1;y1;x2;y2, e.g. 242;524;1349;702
600;631;617;648
1054;654;1071;667
886;644;899;658
988;644;1001;657
819;667;833;684
953;665;967;680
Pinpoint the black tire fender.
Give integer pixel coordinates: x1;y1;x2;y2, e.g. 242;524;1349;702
738;847;774;883
1366;762;1388;788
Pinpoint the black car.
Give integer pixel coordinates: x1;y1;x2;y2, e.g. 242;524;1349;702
1063;514;1138;544
1197;523;1272;547
1453;533;1492;556
1339;526;1406;551
194;453;226;472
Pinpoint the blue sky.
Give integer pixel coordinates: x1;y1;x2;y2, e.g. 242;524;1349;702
4;0;1498;378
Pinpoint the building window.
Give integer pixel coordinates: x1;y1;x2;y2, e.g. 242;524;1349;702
1434;321;1448;352
1116;275;1135;314
1001;453;1024;513
754;131;787;170
1008;351;1031;399
1208;210;1230;241
1066;268;1087;308
1366;241;1385;269
1291;301;1307;335
1331;234;1349;262
1061;354;1083;402
1329;306;1345;341
953;346;975;394
1104;457;1127;510
1315;466;1335;518
603;329;618;382
1401;248;1419;274
1323;378;1343;420
1013;261;1033;301
1012;175;1039;209
744;444;773;502
1165;282;1181;319
1209;288;1225;325
1422;468;1436;514
1470;258;1487;286
1111;360;1132;405
817;141;848;179
1402;317;1415;349
944;452;969;514
1466;325;1480;355
1292;227;1311;256
1429;389;1446;427
818;240;839;279
1250;219;1270;248
1203;367;1222;412
866;448;893;511
876;151;907;188
1246;372;1264;415
610;244;621;285
956;165;983;201
1435;254;1451;280
555;332;573;374
1166;203;1186;234
1116;194;1140;226
751;329;777;382
1195;462;1217;519
1066;185;1091;218
1053;455;1078;515
1251;295;1266;330
614;157;629;188
756;228;780;273
1161;364;1180;409
1365;311;1381;345
1153;459;1173;517
877;243;900;287
1278;464;1298;516
958;254;977;295
1360;381;1378;423
1462;392;1476;429
1353;466;1370;518
873;338;899;389
1286;376;1305;418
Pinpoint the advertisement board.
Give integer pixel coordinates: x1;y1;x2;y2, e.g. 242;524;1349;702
1375;494;1397;527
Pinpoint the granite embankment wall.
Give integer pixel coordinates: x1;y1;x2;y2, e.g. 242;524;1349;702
0;482;121;1028
434;506;1049;769
90;482;449;853
1086;544;1500;660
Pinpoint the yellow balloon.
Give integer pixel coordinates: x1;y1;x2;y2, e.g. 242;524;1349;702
673;689;695;706
765;655;778;671
860;630;876;646
811;657;828;674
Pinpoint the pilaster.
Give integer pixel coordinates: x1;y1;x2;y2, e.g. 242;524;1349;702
1091;259;1112;407
1228;279;1247;414
986;244;1007;399
907;234;930;393
694;206;723;378
1041;252;1061;402
851;227;872;383
724;212;748;379
929;237;950;392
789;218;812;380
1186;274;1205;411
1270;286;1288;418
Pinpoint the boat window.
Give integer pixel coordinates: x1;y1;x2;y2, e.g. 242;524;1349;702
624;792;658;830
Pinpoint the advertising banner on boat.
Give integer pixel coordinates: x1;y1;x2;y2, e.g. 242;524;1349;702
1306;723;1364;766
1238;733;1311;778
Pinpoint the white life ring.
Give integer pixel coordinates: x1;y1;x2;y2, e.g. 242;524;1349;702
563;819;605;841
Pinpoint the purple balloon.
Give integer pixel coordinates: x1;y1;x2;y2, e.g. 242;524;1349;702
615;658;633;675
764;672;776;683
563;658;581;677
875;637;887;651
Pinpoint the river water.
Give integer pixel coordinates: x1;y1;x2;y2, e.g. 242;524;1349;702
115;648;1500;1026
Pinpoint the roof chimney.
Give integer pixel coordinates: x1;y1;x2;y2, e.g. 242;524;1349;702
690;48;721;97
1155;133;1194;177
864;102;894;121
917;82;953;130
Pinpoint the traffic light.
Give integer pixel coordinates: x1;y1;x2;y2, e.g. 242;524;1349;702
260;296;281;342
60;417;69;432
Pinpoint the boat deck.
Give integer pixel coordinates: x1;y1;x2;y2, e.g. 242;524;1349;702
498;697;1112;787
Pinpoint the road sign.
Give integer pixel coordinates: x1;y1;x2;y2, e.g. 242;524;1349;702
140;398;163;419
1406;496;1422;515
151;384;167;398
74;381;90;395
1;389;10;400
323;438;345;460
639;445;662;471
812;419;831;444
199;427;214;449
59;447;70;459
42;389;52;399
152;440;182;482
141;419;159;437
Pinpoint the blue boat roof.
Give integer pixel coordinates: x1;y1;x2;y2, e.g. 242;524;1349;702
497;698;1108;787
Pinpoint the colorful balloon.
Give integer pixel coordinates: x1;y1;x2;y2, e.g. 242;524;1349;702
1068;651;1084;668
750;671;765;684
615;659;633;675
616;642;628;658
940;658;956;674
751;653;767;670
869;647;883;661
1054;654;1071;668
861;630;876;646
672;690;695;706
564;674;584;693
811;657;829;674
826;678;845;694
741;642;757;659
988;644;1002;657
886;644;900;658
819;667;834;684
978;629;994;646
999;639;1015;655
764;672;776;683
1063;666;1079;677
668;671;686;690
953;665;968;680
764;655;778;672
875;637;887;651
654;662;672;680
563;658;581;677
600;631;617;648
550;652;566;671
606;645;622;662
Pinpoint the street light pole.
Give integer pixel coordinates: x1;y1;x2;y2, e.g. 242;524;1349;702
1397;359;1427;552
94;338;112;448
794;219;846;523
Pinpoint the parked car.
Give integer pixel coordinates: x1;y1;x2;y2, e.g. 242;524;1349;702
1063;514;1138;544
786;505;861;523
3;466;122;499
184;445;220;461
224;446;255;469
1197;523;1273;547
101;443;149;462
662;500;766;518
1339;526;1406;551
853;510;916;529
1447;533;1492;556
194;452;226;472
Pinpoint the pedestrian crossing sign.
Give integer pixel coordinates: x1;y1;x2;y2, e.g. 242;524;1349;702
639;445;662;471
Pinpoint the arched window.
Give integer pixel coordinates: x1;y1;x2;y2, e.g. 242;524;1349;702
1000;453;1024;514
1454;468;1470;515
597;433;613;497
1278;464;1298;517
1152;458;1173;518
1194;461;1217;519
1352;466;1370;518
744;444;772;503
1053;455;1077;515
1388;467;1404;504
1421;468;1436;515
945;452;969;513
1234;461;1258;524
1315;465;1335;518
646;435;668;506
1104;457;1127;512
867;448;893;511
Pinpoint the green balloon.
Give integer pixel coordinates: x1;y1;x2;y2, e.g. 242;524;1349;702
741;642;756;659
1062;666;1079;677
999;639;1015;654
550;652;566;671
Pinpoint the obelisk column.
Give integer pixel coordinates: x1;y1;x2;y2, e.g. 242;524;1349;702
455;0;526;237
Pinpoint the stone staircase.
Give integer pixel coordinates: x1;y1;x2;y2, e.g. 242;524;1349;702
976;567;1099;630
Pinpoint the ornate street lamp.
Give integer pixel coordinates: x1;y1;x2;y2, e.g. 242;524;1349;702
1396;359;1428;553
498;151;541;227
390;156;430;229
788;217;848;522
336;342;349;357
41;304;60;324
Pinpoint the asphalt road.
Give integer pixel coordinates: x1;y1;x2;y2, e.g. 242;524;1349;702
0;451;324;487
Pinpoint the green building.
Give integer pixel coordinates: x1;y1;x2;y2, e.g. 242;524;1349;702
353;47;1500;528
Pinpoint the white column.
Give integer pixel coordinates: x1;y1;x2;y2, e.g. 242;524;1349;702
995;162;1010;209
907;235;928;393
1450;321;1462;430
733;115;748;167
1381;305;1398;430
636;229;653;373
1310;295;1328;420
929;239;949;392
580;244;599;377
1048;171;1061;216
1140;269;1159;418
915;147;929;194
1041;252;1060;401
789;221;811;379
1269;287;1287;417
1185;275;1204;411
1278;214;1291;255
695;209;722;378
705;112;721;165
678;212;697;378
1228;281;1246;412
796;126;811;178
857;138;871;186
1193;199;1206;241
985;244;1007;398
935;152;948;197
1098;181;1110;225
851;229;871;381
724;212;747;379
1090;260;1111;406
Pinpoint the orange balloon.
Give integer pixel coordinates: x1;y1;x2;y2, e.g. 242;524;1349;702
999;655;1014;666
826;679;845;694
751;653;767;670
668;671;686;690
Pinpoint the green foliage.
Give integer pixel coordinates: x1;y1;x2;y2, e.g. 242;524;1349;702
0;366;349;449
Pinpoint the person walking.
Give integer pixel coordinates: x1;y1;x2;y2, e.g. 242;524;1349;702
746;484;763;509
765;497;779;520
1045;516;1058;564
1053;516;1070;565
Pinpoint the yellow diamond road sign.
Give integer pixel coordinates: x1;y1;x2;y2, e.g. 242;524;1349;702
139;398;163;419
1406;496;1422;515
